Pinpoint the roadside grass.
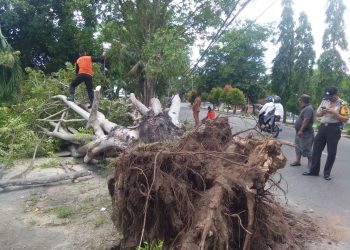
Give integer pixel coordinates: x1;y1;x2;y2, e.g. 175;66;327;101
34;158;60;169
137;241;164;250
93;214;107;228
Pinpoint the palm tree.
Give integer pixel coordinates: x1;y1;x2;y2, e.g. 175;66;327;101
0;27;22;102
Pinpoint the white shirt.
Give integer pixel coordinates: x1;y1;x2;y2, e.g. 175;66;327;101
275;103;284;120
259;102;275;116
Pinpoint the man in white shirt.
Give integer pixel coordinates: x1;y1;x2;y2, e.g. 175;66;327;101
274;96;284;121
259;96;275;117
259;96;276;127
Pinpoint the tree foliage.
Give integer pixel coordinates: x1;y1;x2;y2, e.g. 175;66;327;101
220;88;246;106
208;87;224;107
317;0;348;99
288;12;315;114
100;0;245;105
322;0;348;50
199;22;271;102
0;27;22;102
271;0;294;119
0;0;99;72
293;12;315;94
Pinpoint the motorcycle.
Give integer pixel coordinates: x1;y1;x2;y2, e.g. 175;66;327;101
257;110;281;138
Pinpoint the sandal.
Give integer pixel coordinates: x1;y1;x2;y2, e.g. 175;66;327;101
290;162;301;166
324;175;332;181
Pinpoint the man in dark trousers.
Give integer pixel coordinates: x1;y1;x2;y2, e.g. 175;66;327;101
290;94;314;167
67;49;106;108
303;86;349;180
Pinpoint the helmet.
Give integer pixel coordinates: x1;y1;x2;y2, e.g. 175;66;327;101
266;96;274;103
274;95;281;103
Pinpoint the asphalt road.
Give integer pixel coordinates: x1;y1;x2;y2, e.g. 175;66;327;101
180;103;350;248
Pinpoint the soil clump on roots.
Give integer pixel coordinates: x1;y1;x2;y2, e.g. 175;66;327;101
108;118;305;249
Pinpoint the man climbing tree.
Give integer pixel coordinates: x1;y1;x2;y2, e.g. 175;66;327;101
67;49;106;108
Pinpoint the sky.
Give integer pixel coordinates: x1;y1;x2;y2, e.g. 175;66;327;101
239;0;350;70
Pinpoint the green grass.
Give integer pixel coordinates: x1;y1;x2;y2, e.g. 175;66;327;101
93;214;107;228
27;191;39;206
35;158;60;169
53;205;75;218
29;219;37;225
137;241;164;250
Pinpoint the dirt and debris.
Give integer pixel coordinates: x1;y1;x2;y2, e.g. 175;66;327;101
0;118;348;249
0;159;121;250
108;118;318;249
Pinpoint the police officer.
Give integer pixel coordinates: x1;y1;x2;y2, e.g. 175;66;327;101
303;86;349;180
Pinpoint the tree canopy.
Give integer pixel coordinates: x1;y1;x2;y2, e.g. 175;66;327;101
271;0;294;119
0;27;22;102
316;0;348;99
0;0;99;72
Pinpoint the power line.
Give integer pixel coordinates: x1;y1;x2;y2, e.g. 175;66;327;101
185;0;280;79
184;0;252;77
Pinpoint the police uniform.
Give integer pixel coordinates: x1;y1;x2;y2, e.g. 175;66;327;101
308;97;349;178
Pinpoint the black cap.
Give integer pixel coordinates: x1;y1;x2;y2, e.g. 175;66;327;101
323;86;338;100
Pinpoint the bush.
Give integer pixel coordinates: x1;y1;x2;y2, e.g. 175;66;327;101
201;92;209;102
344;123;350;135
208;87;224;107
186;90;197;104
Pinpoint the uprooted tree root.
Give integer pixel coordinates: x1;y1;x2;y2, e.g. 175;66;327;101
108;118;301;249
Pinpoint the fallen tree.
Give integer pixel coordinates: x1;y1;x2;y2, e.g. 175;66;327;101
37;86;183;163
108;118;303;249
0;170;91;189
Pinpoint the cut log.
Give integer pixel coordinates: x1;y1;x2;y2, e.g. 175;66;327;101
0;171;91;188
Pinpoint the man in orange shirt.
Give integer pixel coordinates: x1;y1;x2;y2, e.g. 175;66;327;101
202;106;216;123
67;49;106;108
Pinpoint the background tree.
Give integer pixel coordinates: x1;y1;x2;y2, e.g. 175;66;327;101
0;27;22;103
271;0;295;122
220;88;246;113
199;22;271;102
208;87;224;108
100;0;249;105
316;0;348;99
289;12;315;114
201;92;209;102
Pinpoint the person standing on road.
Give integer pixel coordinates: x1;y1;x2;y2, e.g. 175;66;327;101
67;49;106;108
192;95;201;126
303;86;349;180
290;94;314;167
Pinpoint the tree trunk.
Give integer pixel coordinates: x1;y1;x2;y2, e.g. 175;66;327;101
143;75;155;107
38;86;182;163
0;171;91;188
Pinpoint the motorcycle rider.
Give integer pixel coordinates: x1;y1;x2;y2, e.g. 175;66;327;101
259;96;275;128
274;95;284;122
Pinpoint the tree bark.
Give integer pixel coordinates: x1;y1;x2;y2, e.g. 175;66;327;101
0;171;91;188
38;86;182;163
